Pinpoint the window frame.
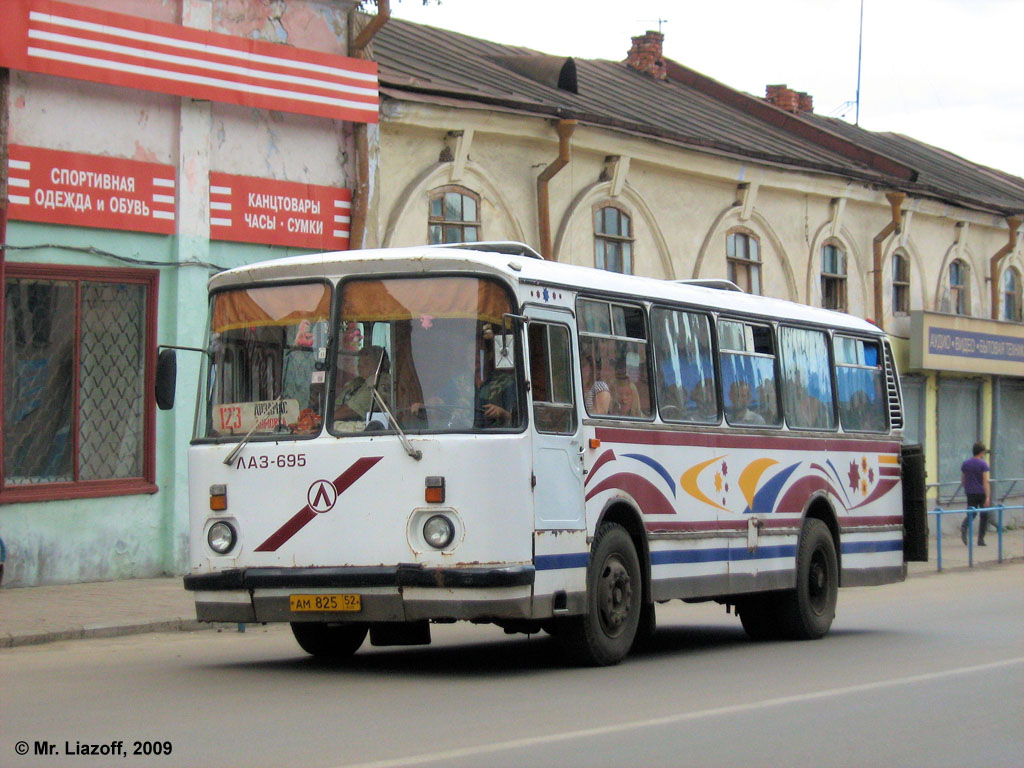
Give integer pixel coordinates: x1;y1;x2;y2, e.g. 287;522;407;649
892;250;910;315
1002;267;1022;322
593;202;634;275
427;185;481;245
1;262;159;503
726;229;762;295
717;317;782;429
821;242;847;312
576;296;653;420
949;259;970;315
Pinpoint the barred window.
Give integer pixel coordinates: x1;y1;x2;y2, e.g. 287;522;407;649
2;264;158;501
428;186;480;244
727;231;762;294
594;205;633;274
821;243;847;311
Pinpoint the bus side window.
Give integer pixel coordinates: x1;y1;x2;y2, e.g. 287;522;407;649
835;336;887;432
577;298;653;419
779;326;835;430
528;323;577;435
651;307;717;423
719;320;779;427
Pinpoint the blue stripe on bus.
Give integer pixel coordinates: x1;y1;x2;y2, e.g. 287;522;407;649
651;545;796;565
841;539;903;554
536;539;902;572
535;553;590;571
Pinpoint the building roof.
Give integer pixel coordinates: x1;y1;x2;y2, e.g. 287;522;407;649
373;17;1024;217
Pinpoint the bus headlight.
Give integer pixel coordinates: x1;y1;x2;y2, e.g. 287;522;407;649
207;521;237;554
423;515;455;549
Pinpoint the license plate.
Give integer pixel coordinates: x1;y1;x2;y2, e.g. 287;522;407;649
289;594;361;612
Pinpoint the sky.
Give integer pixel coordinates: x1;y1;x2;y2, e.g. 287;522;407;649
388;0;1024;181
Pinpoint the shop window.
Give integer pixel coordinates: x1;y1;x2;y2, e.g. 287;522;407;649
1003;267;1022;322
949;259;969;315
594;205;633;274
727;230;762;294
892;250;910;315
821;243;847;311
428;186;480;244
2;264;158;501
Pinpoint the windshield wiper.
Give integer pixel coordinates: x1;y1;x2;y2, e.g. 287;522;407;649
367;350;421;461
223;419;261;466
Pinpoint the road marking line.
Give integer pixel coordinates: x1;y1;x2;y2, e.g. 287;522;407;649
333;657;1024;768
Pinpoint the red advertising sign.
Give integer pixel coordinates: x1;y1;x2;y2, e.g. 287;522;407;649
0;0;378;124
209;173;351;251
7;144;176;235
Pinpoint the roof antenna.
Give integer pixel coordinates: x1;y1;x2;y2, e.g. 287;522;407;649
637;17;668;33
855;0;864;125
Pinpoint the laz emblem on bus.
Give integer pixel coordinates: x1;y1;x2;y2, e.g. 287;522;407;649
253;456;382;552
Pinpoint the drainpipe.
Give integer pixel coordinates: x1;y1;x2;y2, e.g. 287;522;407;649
871;191;905;330
347;0;390;251
990;216;1021;320
537;119;577;260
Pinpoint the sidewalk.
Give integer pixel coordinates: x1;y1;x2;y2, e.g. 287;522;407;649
1;526;1021;648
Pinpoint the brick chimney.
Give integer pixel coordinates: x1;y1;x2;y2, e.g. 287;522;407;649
765;84;813;114
626;31;667;80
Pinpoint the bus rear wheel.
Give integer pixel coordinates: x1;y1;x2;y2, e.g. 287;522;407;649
779;518;838;639
739;519;838;641
557;523;641;666
290;622;368;658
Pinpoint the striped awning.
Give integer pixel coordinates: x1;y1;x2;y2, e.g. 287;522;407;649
0;0;379;124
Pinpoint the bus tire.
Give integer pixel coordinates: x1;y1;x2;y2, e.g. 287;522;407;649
558;523;641;666
290;622;368;658
777;518;838;639
737;594;784;641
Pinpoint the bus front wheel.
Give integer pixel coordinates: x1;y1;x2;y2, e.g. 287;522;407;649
290;622;368;658
557;523;641;666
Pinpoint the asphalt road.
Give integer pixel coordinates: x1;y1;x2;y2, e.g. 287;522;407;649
2;563;1021;768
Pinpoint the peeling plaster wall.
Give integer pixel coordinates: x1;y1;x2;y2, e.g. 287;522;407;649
2;0;364;587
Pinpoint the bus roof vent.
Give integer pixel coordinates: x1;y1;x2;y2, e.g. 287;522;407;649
675;278;743;292
429;241;544;260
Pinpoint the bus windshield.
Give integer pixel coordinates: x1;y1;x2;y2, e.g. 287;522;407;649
331;276;521;434
197;282;331;439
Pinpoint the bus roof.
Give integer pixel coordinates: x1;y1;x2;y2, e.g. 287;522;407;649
209;244;883;335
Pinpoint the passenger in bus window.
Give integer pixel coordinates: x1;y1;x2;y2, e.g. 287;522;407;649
334;345;390;423
612;362;643;417
582;353;611;415
687;377;718;420
727;380;765;425
758;379;779;424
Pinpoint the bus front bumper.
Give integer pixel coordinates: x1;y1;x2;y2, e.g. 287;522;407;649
184;564;537;624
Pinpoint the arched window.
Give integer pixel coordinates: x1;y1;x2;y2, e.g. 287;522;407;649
428;186;480;244
727;230;762;294
949;259;969;315
821;243;847;311
1004;267;1022;322
892;250;910;315
594;205;633;274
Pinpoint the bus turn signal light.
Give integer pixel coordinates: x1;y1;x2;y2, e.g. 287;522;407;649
209;484;227;511
425;476;445;504
589;438;601;449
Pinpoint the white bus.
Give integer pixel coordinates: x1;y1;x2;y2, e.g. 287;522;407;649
165;243;925;666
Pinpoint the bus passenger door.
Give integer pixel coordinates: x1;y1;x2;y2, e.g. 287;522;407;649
525;313;585;529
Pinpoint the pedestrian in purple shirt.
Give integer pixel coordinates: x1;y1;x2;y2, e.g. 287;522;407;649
960;441;991;546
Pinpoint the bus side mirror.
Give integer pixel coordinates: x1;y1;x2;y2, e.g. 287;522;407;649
155;348;177;410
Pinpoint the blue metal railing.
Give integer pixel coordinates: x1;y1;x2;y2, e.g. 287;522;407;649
927;505;1023;571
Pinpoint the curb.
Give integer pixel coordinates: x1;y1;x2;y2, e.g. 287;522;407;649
0;619;235;649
